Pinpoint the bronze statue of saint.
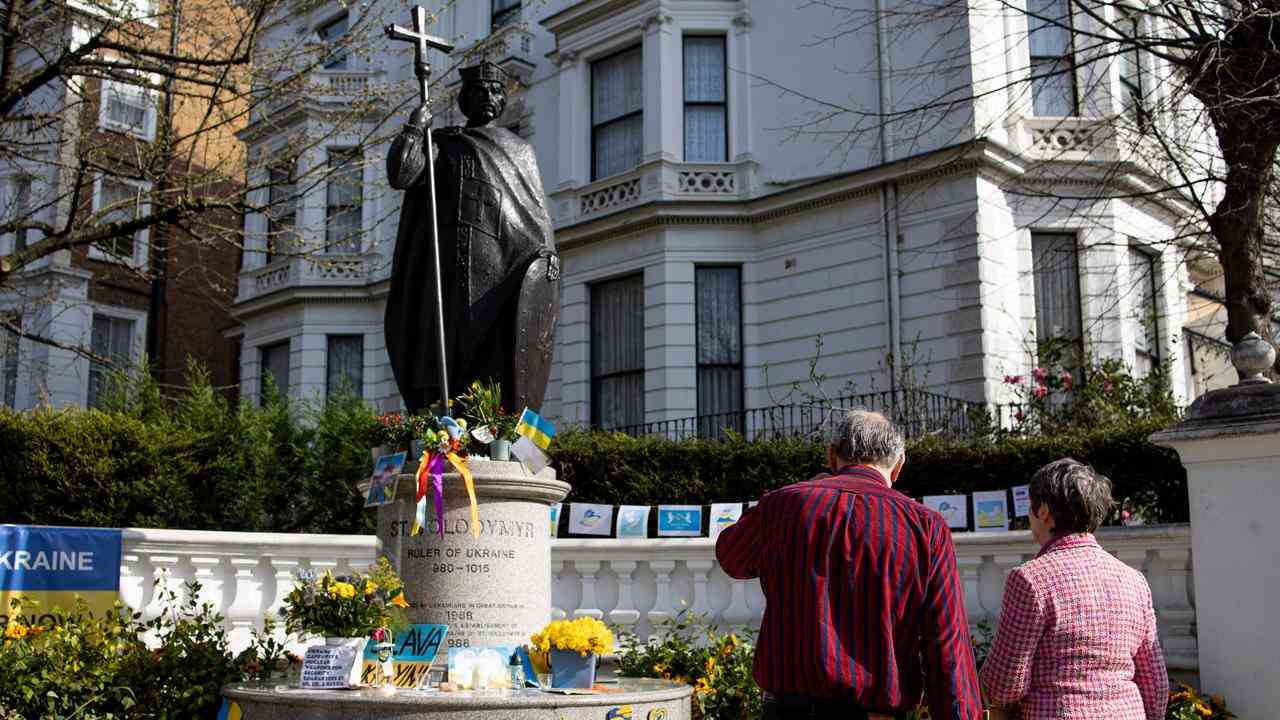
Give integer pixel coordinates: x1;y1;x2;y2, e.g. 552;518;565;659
384;61;560;415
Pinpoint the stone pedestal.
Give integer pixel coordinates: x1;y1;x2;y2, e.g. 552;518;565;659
1151;382;1280;719
376;459;569;651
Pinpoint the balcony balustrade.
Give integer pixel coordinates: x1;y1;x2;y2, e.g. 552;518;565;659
550;159;758;227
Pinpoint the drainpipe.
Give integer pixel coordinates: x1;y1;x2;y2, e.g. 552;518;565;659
146;0;181;369
873;0;903;394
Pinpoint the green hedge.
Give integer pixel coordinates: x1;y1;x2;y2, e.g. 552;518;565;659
0;368;1187;532
0;371;376;534
549;420;1188;524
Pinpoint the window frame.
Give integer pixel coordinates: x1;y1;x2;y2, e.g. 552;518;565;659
1029;231;1085;363
682;35;729;163
325;334;365;399
1026;0;1081;117
88;174;152;268
324;147;363;254
1;312;19;409
3;174;35;254
1116;6;1151;130
265;159;297;264
590;44;644;182
317;13;351;70
492;0;520;30
87;310;141;408
258;339;291;405
98;77;158;141
694;264;744;438
1129;244;1161;369
590;272;646;429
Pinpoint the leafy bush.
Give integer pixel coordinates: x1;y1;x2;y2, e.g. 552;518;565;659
0;584;288;720
616;614;759;720
0;364;377;534
550;419;1187;523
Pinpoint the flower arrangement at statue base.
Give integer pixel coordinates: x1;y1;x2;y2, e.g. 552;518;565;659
530;617;614;689
280;556;410;687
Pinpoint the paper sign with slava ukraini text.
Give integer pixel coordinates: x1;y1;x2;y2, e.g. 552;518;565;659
1;525;121;626
361;624;448;688
301;641;365;689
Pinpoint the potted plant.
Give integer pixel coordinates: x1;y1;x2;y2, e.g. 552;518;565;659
280;557;411;686
456;380;517;461
530;617;614;689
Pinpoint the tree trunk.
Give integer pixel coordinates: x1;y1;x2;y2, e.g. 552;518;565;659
1207;123;1277;368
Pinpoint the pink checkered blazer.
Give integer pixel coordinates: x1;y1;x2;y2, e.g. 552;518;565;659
979;533;1168;720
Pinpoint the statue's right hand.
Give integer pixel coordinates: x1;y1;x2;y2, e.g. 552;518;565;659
407;104;431;132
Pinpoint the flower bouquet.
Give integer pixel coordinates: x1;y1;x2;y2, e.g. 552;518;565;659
280;557;410;640
411;412;484;539
455;380;518;460
530;617;614;689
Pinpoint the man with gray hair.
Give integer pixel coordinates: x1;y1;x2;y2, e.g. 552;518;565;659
717;409;982;720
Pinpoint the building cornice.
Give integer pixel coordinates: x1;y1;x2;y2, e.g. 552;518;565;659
541;0;648;38
229;279;390;320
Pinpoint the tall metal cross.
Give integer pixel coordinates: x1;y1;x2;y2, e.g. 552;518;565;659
385;7;456;409
384;7;454;108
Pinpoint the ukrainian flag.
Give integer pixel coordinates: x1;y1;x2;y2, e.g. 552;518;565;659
514;408;555;450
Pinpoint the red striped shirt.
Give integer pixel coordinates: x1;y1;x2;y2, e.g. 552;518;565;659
715;466;983;720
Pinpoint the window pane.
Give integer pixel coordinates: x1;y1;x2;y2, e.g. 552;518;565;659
267;163;296;260
684;106;726;162
591;274;645;428
492;0;520;27
326;149;362;252
260;341;291;403
327;335;364;398
12;177;32;251
684;37;725;102
1031;59;1077;116
319;15;349;69
105;82;149;133
1031;233;1083;353
97;179;140;260
695;266;742;433
1;315;18;409
592;47;643;125
88;315;133;407
593;114;643;179
1130;248;1159;365
1027;0;1071;56
696;267;741;365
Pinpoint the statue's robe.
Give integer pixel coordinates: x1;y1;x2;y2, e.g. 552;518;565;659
384;124;556;413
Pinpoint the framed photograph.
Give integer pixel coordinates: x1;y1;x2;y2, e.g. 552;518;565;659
1012;485;1031;517
657;505;703;537
365;451;407;507
549;503;562;538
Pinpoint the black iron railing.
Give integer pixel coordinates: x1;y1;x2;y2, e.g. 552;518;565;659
598;388;990;442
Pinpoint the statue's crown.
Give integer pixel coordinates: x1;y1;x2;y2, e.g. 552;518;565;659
459;61;507;85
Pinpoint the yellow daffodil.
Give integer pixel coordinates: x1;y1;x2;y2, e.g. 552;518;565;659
4;624;28;640
390;593;410;609
365;580;378;596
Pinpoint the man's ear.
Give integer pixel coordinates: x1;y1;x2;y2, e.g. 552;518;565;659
889;455;905;484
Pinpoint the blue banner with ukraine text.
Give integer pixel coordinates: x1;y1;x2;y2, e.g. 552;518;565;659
1;525;122;622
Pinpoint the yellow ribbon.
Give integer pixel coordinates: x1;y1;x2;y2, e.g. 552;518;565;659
447;452;479;538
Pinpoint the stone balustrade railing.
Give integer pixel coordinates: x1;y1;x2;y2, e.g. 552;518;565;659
551;159;759;227
117;525;1195;671
238;253;381;301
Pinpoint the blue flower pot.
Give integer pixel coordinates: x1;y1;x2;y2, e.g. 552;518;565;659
549;648;596;689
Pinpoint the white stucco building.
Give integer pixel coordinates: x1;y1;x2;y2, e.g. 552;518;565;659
230;0;1197;428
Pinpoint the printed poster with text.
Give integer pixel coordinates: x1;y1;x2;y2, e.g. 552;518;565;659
1;525;122;624
360;623;448;688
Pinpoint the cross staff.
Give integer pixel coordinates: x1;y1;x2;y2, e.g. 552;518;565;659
385;7;456;409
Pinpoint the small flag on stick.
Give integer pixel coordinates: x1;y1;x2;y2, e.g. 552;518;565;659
511;435;549;474
515;407;556;450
